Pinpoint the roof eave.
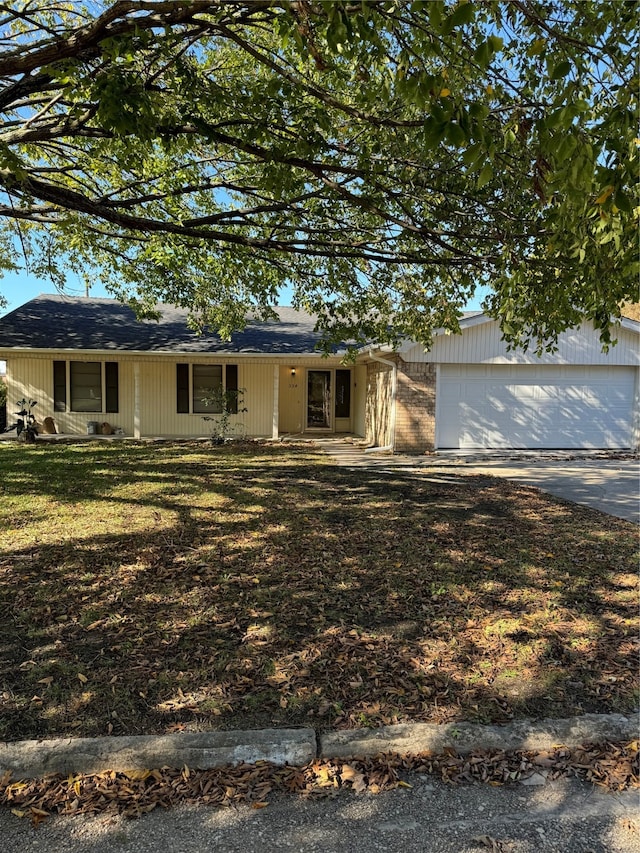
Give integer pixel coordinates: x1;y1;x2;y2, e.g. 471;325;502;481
620;317;640;333
0;346;349;358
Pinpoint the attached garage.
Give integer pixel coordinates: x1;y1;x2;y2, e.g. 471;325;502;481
437;364;636;450
395;315;640;453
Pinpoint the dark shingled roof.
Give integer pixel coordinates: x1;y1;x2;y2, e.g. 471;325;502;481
0;295;334;354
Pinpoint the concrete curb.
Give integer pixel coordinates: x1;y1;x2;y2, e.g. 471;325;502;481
1;713;637;779
0;729;317;779
319;713;640;761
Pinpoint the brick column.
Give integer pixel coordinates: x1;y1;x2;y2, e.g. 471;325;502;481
394;360;436;453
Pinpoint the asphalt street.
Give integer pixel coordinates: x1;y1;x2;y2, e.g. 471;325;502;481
1;775;638;853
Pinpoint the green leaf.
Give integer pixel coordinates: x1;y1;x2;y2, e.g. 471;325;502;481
528;37;547;56
446;122;467;147
428;1;445;29
477;162;493;188
474;40;491;68
613;190;632;213
462;142;483;166
423;116;448;146
550;60;572;80
468;101;489;121
449;2;476;28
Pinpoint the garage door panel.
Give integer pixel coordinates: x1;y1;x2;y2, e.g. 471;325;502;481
438;365;635;449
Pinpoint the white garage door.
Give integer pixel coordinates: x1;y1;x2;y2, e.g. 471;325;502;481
437;365;636;449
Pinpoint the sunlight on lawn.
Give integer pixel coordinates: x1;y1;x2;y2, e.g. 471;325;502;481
0;441;637;740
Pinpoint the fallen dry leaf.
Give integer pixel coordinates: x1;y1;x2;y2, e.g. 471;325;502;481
0;739;635;825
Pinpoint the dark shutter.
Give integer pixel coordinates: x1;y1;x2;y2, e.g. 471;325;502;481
176;363;189;413
226;364;238;414
53;361;67;412
335;369;351;418
105;362;119;413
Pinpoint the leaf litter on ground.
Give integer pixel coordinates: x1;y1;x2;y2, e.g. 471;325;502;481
1;740;637;825
0;442;637;737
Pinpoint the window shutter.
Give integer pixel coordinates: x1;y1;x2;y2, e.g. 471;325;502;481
53;361;67;412
105;362;119;413
226;364;238;414
176;364;189;413
335;369;351;418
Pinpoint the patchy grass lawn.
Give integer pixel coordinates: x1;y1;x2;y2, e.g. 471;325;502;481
0;441;637;741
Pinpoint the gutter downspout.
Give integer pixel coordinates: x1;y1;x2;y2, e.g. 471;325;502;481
366;350;397;452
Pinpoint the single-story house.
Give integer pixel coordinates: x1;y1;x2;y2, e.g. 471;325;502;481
0;294;638;451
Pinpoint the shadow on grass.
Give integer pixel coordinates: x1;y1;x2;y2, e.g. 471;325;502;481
0;442;637;740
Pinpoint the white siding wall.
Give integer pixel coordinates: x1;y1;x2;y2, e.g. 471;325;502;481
3;352;354;437
5;355;135;435
404;320;639;366
139;360;275;437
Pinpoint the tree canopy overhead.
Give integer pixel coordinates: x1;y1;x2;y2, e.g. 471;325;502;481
0;1;637;349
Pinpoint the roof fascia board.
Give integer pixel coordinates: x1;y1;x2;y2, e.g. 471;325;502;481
446;313;490;332
432;314;640;337
620;317;640;333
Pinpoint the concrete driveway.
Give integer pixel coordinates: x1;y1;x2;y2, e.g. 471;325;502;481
462;458;639;524
316;441;639;524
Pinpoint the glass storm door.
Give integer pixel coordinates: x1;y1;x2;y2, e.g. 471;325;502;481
307;370;332;429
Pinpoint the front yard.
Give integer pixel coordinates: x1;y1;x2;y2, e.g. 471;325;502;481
0;441;637;741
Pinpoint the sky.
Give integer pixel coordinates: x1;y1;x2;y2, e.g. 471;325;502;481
0;268;488;375
1;269;108;315
0;269;489;317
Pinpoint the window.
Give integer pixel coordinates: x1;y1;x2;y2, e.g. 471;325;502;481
193;364;223;413
54;361;118;413
70;362;102;412
176;364;238;414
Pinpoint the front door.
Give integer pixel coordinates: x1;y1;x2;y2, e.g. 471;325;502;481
306;370;332;429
